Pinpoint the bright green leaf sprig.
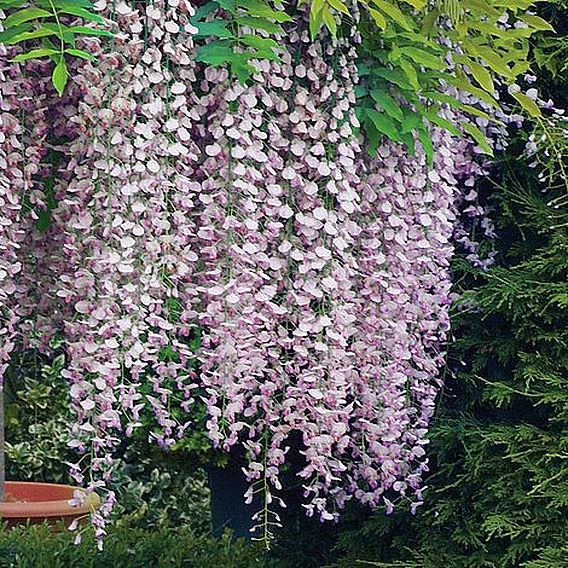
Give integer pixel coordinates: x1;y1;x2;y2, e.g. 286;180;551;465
191;0;291;83
301;0;555;161
0;0;112;95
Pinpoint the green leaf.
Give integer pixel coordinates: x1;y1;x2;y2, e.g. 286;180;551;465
368;8;387;30
357;63;370;77
511;60;531;77
401;31;443;48
521;14;554;32
365;109;401;142
401;111;423;134
310;0;325;40
511;91;541;118
322;6;337;36
424;91;502;124
230;59;256;83
0;0;28;8
328;0;350;16
5;27;58;44
370;89;404;122
37;0;94;9
399;57;420;90
56;7;105;24
65;47;95;60
237;35;280;62
400;0;426;9
450;72;500;108
0;22;33;43
425;110;461;137
401;46;446;70
461;0;502;18
460;120;494;155
492;0;532;9
468;59;494;93
4;7;51;28
417;124;434;165
469;44;514;79
41;22;75;43
214;0;238;12
354;85;367;99
65;25;113;37
468;22;526;39
191;0;219;21
239;34;278;50
365;122;381;156
35;208;52;233
399;129;416;155
10;47;58;62
195;40;235;66
421;8;439;35
195;19;234;38
240;0;292;23
52;58;68;96
370;0;413;30
235;16;280;34
371;68;413;91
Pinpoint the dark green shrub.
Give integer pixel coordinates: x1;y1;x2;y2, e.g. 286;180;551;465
0;524;271;568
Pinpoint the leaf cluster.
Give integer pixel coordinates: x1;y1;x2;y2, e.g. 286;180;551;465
300;0;555;158
191;0;291;83
0;0;111;94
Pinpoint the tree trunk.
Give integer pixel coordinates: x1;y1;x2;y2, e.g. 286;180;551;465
0;385;5;501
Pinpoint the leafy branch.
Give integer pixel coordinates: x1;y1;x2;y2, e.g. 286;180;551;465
191;0;291;83
0;0;112;95
302;0;556;160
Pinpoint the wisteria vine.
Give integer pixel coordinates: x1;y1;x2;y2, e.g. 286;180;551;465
0;0;538;549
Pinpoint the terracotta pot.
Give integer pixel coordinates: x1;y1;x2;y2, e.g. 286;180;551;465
0;481;100;529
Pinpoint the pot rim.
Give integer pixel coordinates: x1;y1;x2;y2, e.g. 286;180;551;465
0;481;100;519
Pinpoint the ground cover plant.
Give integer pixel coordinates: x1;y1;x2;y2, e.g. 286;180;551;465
0;524;269;568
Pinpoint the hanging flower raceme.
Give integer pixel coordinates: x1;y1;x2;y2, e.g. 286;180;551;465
192;19;368;532
0;45;25;383
192;10;508;538
347;122;464;516
0;39;52;380
13;70;64;353
50;0;201;544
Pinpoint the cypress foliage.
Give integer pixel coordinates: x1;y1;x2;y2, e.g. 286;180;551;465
331;6;568;568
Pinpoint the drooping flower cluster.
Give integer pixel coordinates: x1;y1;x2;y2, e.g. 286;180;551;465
0;45;25;384
0;41;52;382
49;0;201;543
191;20;498;528
1;1;512;546
194;28;367;528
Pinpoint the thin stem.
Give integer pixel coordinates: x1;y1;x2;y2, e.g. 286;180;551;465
47;0;66;62
261;432;270;549
1;385;5;502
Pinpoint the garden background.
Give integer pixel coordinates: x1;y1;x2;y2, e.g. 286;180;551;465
0;0;566;566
